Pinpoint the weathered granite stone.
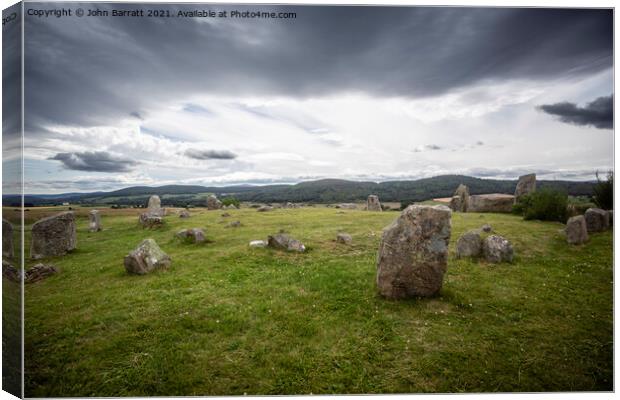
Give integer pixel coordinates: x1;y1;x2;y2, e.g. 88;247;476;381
376;205;451;298
584;208;610;233
565;215;588;245
179;210;190;218
25;263;58;283
336;233;352;244
2;219;14;258
176;228;205;243
124;239;171;275
88;210;102;232
147;195;165;217
249;240;267;248
514;173;536;200
481;224;492;233
267;233;306;252
257;206;273;212
482;235;514;263
468;194;515;213
139;212;163;229
30;212;77;259
367;195;382;211
450;184;470;212
456;230;483;258
206;195;222;210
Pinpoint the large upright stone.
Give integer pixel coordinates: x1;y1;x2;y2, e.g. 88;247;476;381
146;195;165;217
376;205;451;298
451;184;470;212
2;219;14;258
124;239;171;275
565;215;588;245
88;210;101;232
584;208;610;233
206;195;222;210
30;211;77;259
514;174;536;200
367;195;382;211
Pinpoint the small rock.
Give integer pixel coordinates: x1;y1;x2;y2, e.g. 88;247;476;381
267;233;306;252
221;212;231;217
456;230;482;258
481;224;492;233
483;235;514;263
336;233;352;244
124;239;171;275
257;206;273;212
176;228;205;243
2;260;19;282
25;263;58;283
139;212;163;229
226;221;241;228
179;210;190;218
249;240;267;248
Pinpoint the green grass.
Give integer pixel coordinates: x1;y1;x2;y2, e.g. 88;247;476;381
20;207;612;396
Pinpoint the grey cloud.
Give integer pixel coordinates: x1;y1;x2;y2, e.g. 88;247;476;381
184;149;237;160
413;144;442;152
538;95;613;129
24;5;612;133
49;151;138;172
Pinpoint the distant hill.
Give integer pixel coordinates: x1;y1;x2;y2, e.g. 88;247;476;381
5;175;596;207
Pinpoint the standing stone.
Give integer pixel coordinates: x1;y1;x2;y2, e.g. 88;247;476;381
482;235;514;263
124;239;171;275
584;208;610;233
2;219;14;258
146;195;165;217
451;184;470;212
376;205;451;299
367;195;382;212
336;233;352;244
30;212;77;259
565;215;589;245
88;210;101;232
206;195;222;210
456;230;483;258
514;174;536;200
468;194;515;213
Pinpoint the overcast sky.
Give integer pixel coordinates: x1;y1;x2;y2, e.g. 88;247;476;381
5;4;613;193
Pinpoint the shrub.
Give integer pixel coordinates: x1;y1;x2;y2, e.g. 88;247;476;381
221;197;240;207
593;170;613;210
513;189;568;223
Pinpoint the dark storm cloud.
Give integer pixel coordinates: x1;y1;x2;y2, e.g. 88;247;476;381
538;95;613;129
23;5;612;132
3;4;22;141
184;149;237;160
49;151;138;172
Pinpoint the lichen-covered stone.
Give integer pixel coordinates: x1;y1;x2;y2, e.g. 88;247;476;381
367;195;382;211
30;212;77;259
336;233;352;244
376;205;451;298
456;230;483;258
565;215;588;245
267;233;306;252
124;239;171;275
584;208;610;233
482;235;514;263
89;210;102;232
514;173;536;200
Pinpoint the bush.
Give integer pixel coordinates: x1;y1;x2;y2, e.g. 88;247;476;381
221;197;240;207
513;189;568;223
593;171;613;210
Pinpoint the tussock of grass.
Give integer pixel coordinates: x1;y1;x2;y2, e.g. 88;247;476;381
16;206;612;395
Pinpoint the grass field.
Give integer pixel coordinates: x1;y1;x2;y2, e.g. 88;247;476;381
11;205;613;396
